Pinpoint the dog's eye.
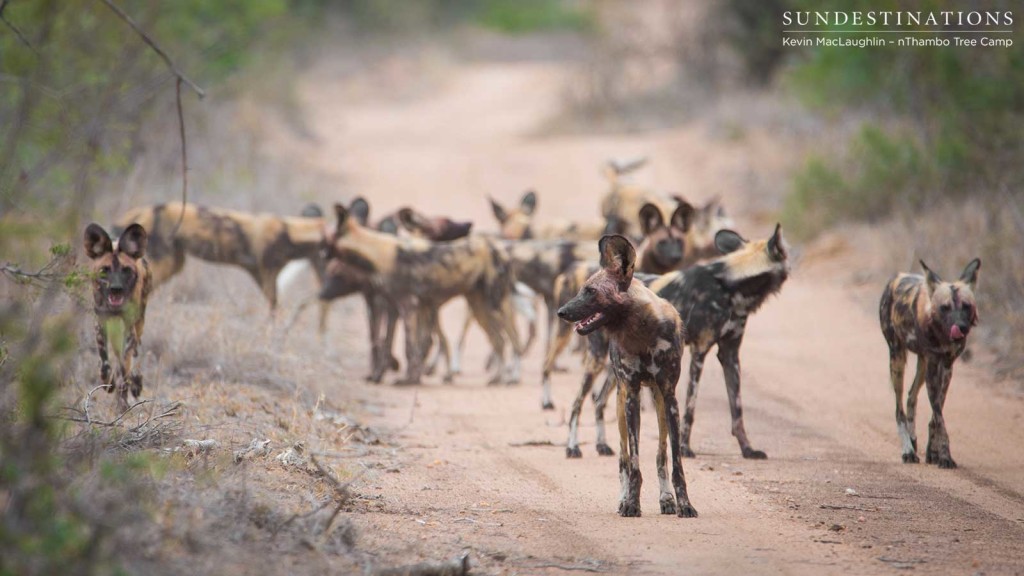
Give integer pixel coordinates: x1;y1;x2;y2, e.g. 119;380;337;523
961;302;972;312
940;303;952;312
584;286;596;296
99;267;111;278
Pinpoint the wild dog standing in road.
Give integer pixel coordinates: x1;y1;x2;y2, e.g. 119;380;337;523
84;223;153;412
490;189;605;241
562;224;790;459
879;258;980;468
116;202;324;312
539;199;692;412
321;203;522;385
558;235;697;518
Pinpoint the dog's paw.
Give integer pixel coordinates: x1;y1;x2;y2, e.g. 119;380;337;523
681;445;696;458
129;374;143;398
936;455;957;469
659;497;676;515
902;452;920;464
541;401;555;411
618;500;641;517
676;502;699;518
442;373;454;384
393;378;421;387
388;356;401;371
595;443;615;456
486;374;503;386
566;446;582;459
742;448;768;460
100;363;112;385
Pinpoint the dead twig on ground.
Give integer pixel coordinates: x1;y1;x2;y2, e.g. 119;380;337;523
369;553;471;576
819;504;879;512
527;561;608;573
508;440;556;447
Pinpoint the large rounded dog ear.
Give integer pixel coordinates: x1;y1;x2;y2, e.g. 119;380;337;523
959;258;981;290
300;203;323;218
520;190;537;216
638;203;665;237
84;223;113;259
117;223;148;259
920;260;942;294
714;229;746;255
767;223;788;262
332;203;351;235
670;198;696;232
348;197;370;226
397;207;427;233
598;234;636;291
489;196;508;223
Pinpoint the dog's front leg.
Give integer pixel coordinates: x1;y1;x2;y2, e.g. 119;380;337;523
566;371;597;458
592;373;615;456
906;355;927;458
925;356;957;468
95;322;112;391
618;379;642;517
718;337;766;459
662;380;698;517
396;297;424;385
364;292;389;383
126;325;143;400
652;384;675;514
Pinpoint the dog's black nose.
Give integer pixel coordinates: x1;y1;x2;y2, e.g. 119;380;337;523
557;306;568;319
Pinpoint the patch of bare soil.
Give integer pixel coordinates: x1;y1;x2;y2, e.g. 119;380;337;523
76;29;1024;576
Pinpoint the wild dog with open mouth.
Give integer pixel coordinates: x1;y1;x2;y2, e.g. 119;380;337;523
561;224;790;459
321;202;522;385
558;235;697;518
490;190;605;241
880;258;980;468
538;199;691;412
84;222;153;412
116;202;323;312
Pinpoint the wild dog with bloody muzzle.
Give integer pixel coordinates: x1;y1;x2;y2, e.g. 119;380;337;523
321;202;522;385
879;258;980;468
561;224;790;460
84;223;153;412
116;202;324;312
557;235;697;518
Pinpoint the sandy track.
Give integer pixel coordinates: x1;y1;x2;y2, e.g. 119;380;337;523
268;39;1024;575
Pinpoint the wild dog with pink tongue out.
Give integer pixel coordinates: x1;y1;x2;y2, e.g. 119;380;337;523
880;257;981;468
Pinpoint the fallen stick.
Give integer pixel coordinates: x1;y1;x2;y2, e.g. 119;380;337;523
370;553;470;576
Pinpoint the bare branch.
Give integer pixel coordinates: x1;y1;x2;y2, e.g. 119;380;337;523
97;0;205;99
170;77;188;235
0;0;39;55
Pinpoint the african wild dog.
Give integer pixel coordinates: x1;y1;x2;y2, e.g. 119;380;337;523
116;202;324;312
321;203;522;385
490;190;604;241
558;235;697;518
636;200;695;274
378;207;473;241
880;258;980;468
683;196;734;265
538;199;693;412
84;223;153;412
561;224;790;459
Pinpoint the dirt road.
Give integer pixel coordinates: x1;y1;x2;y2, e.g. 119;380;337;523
268;35;1024;575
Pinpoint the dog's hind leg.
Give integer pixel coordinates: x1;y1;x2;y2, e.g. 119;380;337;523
924;357;956;469
395;298;426;385
615;380;632;515
906;355;927;457
680;346;709;458
584;333;612;455
451;306;474;376
718;335;766;459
